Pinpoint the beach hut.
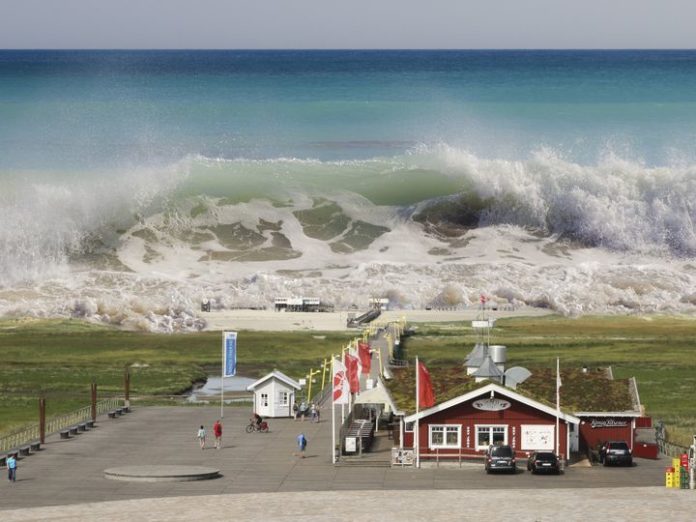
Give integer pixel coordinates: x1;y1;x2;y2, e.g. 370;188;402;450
246;370;302;418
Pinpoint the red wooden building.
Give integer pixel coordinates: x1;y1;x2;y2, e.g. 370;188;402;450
382;367;644;466
400;383;580;461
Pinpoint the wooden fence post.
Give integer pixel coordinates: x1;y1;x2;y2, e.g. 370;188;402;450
124;366;131;408
39;397;46;444
91;382;97;422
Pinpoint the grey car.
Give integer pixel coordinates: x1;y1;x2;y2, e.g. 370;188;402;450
601;441;633;466
485;444;517;473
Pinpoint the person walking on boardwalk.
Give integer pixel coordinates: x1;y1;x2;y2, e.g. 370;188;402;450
197;425;206;450
296;433;308;458
213;419;222;449
7;454;17;482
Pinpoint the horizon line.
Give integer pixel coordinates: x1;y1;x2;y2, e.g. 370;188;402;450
2;47;696;52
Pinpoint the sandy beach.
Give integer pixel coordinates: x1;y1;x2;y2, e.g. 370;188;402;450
199;307;554;332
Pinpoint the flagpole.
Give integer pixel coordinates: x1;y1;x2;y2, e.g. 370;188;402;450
332;357;337;464
556;357;560;457
415;355;420;469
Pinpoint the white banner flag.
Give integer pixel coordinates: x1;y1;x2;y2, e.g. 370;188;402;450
332;358;349;404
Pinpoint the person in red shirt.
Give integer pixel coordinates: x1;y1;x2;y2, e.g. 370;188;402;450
213;419;223;450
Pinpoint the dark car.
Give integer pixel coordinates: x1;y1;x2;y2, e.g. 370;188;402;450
526;451;561;474
485;444;517;473
601;441;633;466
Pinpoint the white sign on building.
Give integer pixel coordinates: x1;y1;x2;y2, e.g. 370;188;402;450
520;424;555;451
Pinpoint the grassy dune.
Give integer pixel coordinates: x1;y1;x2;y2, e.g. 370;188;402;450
2;315;695;447
0;319;352;434
404;315;696;447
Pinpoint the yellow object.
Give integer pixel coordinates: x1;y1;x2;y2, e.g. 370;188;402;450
672;458;680;469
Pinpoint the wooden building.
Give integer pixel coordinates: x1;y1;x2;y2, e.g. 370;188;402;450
246;370;301;418
383;366;643;465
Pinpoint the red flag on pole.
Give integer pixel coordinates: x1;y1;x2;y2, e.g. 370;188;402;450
344;352;360;394
358;341;372;375
332;358;349;404
417;361;435;408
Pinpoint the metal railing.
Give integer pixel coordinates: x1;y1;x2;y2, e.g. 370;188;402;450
0;398;122;453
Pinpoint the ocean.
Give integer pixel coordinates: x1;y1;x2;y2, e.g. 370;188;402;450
1;50;696;330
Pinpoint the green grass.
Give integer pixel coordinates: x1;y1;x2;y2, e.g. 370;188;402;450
0;319;352;434
403;315;696;447
3;314;696;448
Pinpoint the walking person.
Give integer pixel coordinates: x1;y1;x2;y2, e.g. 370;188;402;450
296;433;308;458
7;454;17;482
197;425;206;450
213;419;222;449
310;403;318;423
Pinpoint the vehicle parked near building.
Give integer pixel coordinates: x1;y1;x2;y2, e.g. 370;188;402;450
484;444;517;473
526;451;561;474
601;441;633;466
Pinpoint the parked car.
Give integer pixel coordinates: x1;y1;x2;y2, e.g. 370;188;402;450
601;441;633;466
484;444;517;473
526;451;561;474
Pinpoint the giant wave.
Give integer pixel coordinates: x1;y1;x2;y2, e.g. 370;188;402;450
1;145;696;330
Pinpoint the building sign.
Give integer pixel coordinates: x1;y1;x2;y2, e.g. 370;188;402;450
590;419;629;429
521;424;554;451
473;398;511;411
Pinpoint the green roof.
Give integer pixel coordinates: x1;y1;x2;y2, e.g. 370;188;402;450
384;366;635;415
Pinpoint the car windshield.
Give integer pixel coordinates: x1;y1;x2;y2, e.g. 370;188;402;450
535;452;556;460
609;442;629;450
491;446;513;457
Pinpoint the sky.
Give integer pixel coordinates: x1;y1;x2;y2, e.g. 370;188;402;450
1;0;695;49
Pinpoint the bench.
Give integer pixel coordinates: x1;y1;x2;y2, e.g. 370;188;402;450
86;420;95;428
60;430;70;439
19;446;30;457
68;427;78;436
122;406;130;414
78;423;87;431
115;408;123;416
108;411;117;419
30;442;40;452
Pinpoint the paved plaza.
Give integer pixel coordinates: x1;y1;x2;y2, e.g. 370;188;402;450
1;405;694;520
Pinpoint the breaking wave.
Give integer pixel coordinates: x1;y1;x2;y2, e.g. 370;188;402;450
2;145;696;329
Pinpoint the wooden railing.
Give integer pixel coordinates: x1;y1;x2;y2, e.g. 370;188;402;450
0;397;122;453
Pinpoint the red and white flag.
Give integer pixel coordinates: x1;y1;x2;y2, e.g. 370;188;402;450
417;360;435;408
358;341;372;375
344;352;360;394
332;358;349;404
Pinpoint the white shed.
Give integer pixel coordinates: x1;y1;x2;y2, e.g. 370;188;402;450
246;370;302;418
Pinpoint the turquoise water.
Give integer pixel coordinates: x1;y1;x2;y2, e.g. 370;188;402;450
3;50;696;169
2;51;696;325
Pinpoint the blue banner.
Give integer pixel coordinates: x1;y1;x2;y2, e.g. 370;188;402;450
223;331;237;377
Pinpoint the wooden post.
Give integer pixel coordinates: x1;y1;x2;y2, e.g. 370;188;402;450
124;366;131;408
91;382;97;422
39;397;46;444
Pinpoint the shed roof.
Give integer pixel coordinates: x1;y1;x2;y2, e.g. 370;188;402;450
246;370;302;392
471;355;504;378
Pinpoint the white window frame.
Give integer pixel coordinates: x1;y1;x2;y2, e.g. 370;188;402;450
405;421;414;433
428;424;461;449
278;391;288;406
474;424;508;450
260;393;269;407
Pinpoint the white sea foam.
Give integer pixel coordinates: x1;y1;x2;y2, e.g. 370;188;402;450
2;147;696;330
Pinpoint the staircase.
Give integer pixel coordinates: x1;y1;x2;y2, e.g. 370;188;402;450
336;431;393;468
